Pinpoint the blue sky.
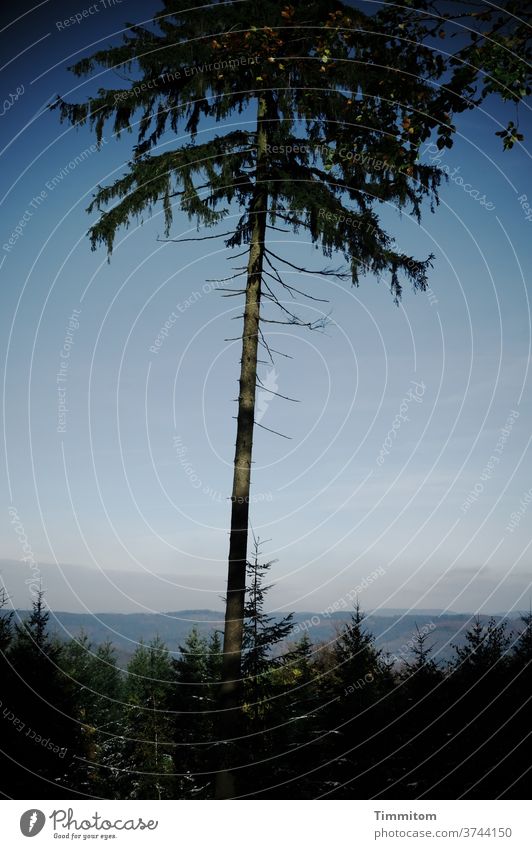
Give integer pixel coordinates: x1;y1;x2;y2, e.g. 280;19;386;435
1;0;532;615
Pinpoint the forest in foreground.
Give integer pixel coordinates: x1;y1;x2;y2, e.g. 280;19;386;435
1;565;531;801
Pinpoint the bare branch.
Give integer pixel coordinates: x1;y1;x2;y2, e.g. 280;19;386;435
257;325;275;365
263;256;329;303
205;271;246;282
256;377;300;404
259;316;328;330
254;421;292;439
157;231;234;244
266;223;291;233
262;280;308;324
265;247;350;280
264;345;294;360
221;290;247;297
152;181;213;204
261;278;329;331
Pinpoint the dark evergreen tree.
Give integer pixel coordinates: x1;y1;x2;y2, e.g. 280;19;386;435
497;609;532;798
0;588;14;798
316;605;395;797
429;617;512;799
60;634;125;797
4;592;88;798
0;587;13;652
333;604;388;692
389;624;445;798
122;637;175;798
512;608;532;665
262;630;326;798
398;623;443;696
226;540;294;795
87;640;126;797
172;626;221;797
205;628;223;686
242;539;294;714
452;616;510;675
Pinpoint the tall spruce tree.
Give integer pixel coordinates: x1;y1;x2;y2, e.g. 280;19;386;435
52;0;530;795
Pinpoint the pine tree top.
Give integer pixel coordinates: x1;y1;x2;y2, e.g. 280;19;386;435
50;0;531;298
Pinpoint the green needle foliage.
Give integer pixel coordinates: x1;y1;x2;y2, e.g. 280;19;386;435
52;1;530;291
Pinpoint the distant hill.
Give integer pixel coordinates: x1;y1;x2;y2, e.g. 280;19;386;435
1;607;523;669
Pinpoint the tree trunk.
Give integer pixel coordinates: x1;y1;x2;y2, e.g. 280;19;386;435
215;96;269;799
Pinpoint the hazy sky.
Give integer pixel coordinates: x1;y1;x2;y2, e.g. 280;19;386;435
1;1;532;616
